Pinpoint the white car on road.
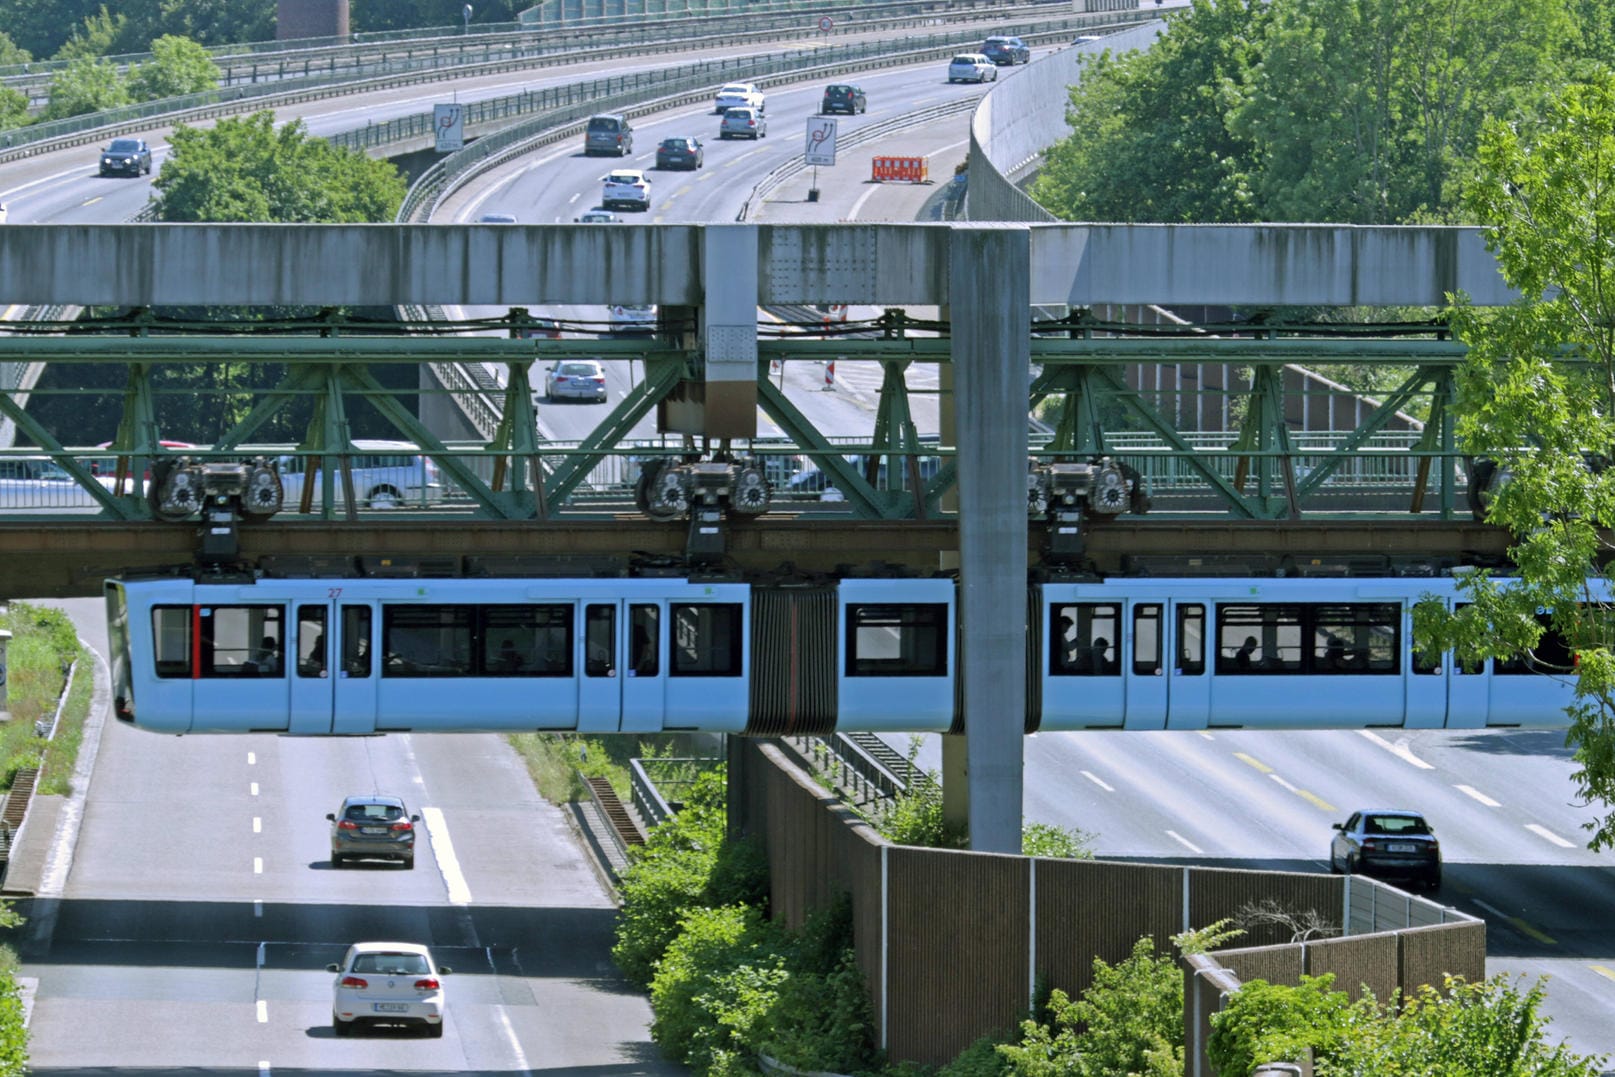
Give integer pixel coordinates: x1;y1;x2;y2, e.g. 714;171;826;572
713;82;765;114
601;169;652;212
330;941;451;1038
947;53;999;84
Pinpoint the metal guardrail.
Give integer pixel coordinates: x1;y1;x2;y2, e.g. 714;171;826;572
629;758;677;829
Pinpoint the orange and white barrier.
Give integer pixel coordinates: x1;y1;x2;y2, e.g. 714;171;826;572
871;156;929;183
824;360;836;389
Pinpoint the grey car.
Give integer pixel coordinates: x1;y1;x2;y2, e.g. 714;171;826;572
718;107;767;140
1330;809;1441;890
584;114;633;157
328;794;420;868
99;137;152;177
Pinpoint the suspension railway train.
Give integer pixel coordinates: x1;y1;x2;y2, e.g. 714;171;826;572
105;567;1580;736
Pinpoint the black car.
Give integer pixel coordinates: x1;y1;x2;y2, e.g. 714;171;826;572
821;84;867;115
99;137;152;177
1330;809;1441;890
982;35;1031;65
655;137;704;170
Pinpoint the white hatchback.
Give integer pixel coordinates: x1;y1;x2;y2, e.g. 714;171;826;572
713;82;764;114
330;941;451;1038
947;53;998;83
601;169;651;212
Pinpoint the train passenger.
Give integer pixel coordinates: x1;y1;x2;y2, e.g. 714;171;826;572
1233;636;1258;671
1323;636;1347;671
303;632;324;676
495;638;523;672
1088;637;1112;674
251;635;281;675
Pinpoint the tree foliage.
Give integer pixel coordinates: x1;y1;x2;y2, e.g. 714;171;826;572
152;111;406;223
0;31;30;67
0;88;27;132
350;0;530;33
128;35;219;100
1034;0;1585;225
42;55;128;119
1415;71;1615;848
53;5;127;60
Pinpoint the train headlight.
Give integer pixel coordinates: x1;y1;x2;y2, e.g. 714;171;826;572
1088;461;1129;514
730;463;770;514
241;460;283;516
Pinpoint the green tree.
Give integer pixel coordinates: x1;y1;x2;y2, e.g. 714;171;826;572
1031;0;1267;223
1416;72;1615;847
53;5;126;60
152;111;406;223
42;55;129;119
0;31;31;67
0;87;27;131
128;34;219;100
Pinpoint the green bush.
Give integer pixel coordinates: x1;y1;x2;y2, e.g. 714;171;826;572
0;969;26;1076
940;1034;1014;1077
650;903;788;1072
757;899;879;1073
1021;822;1094;859
1206;975;1359;1076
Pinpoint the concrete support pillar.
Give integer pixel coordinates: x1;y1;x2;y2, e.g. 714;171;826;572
695;224;759;438
950;224;1029;853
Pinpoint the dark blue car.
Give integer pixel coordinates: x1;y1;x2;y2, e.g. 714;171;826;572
99;137;152;177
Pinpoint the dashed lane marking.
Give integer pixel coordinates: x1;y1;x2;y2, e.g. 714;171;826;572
257;1000;268;1023
1166;830;1204;854
1357;729;1434;769
1525;823;1576;848
1234;752;1272;774
1455;784;1501;807
250;782;259;796
1474;899;1557;945
422;806;472;905
1591;965;1615;983
1080;770;1113;792
253;817;261;833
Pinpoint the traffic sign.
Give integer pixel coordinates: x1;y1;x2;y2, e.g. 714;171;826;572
434;103;465;154
818;15;833;32
805;117;838;166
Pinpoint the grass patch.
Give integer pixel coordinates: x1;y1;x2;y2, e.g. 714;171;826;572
504;732;721;805
38;649;92;797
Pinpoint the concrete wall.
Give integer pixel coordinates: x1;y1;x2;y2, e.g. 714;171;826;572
733;739;1487;1068
277;0;349;40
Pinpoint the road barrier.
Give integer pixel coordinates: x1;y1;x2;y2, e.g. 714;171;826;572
871;155;929;182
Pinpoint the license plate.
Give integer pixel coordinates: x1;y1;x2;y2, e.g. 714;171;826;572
362;826;387;835
1387;843;1418;853
373;1002;409;1013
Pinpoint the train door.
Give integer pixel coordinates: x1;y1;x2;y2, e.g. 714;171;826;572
1122;602;1167;730
1444;602;1489;728
1404;604;1447;729
331;604;378;734
1045;600;1124;727
1164;602;1211;729
288;602;333;734
577;601;665;733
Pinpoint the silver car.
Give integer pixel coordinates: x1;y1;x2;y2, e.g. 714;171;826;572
545;359;608;402
719;107;767;140
328;794;419;868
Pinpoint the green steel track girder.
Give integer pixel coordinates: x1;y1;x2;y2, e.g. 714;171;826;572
1410;370;1457;516
487;361;547;520
756;373;891;519
1230;366;1300;519
0;391;130;518
542;356;688;508
1291;365;1440;503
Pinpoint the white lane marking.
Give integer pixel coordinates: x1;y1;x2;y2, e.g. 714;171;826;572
81;196;102;207
568;192;580;203
256;999;268;1023
1526;823;1576;848
1455;784;1501;807
1357;730;1434;769
253;857;263;874
1268;774;1299;793
247;752;256;765
494;1004;533;1073
1166;830;1204;853
253;817;262;833
250;782;260;796
1080;770;1113;792
1197;731;1215;740
254;900;263;918
422;806;472;905
1474;898;1511;920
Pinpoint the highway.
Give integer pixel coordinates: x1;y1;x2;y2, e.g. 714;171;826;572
891;725;1615;1067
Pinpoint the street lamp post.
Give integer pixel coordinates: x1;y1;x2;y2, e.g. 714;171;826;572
462;3;473;33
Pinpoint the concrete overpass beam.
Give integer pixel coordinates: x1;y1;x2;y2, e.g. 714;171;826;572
952;224;1029;854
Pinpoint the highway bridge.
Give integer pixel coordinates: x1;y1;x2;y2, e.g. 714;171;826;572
6;9;1614;1071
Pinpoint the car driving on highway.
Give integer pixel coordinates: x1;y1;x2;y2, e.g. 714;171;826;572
609;303;657;333
713;82;764;114
947;54;998;84
601;169;652;212
328;794;420;867
821;84;867;115
330;941;450;1037
544;359;608;402
575;208;620;223
982;35;1031;65
655;136;704;170
718;106;767;140
583;113;633;156
1330;809;1441;890
99;137;152;177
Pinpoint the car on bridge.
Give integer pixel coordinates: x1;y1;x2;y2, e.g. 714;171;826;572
713;82;764;114
655;136;704;170
475;212;518;223
718;107;767;140
583;113;633;157
982;35;1031;65
99;137;152;177
330;941;450;1037
1330;809;1441;890
609;304;657;333
272;440;443;510
601;169;651;212
821;84;867;115
947;54;998;84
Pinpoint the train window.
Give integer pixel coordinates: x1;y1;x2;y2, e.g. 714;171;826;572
1217;605;1303;673
585;605;616;677
383;605;472;677
1051;603;1118;676
297;606;327;677
342;606;372;677
1176;604;1205;675
1496;615;1575;675
1133;604;1162;676
198;605;284;678
630;604;659;676
845;604;948;677
152;606;192;678
670;603;744;677
1312;604;1399;674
